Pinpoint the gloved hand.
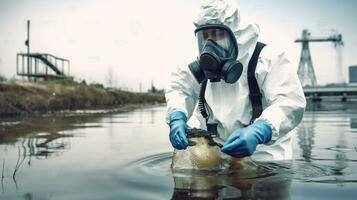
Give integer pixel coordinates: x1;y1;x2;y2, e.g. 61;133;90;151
168;111;190;149
221;119;272;158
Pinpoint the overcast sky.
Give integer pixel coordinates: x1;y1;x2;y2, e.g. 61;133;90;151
0;0;356;91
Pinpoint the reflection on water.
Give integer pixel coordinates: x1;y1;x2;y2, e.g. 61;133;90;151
171;172;291;200
0;103;357;199
0;114;106;191
0;114;107;159
170;164;291;200
293;101;357;190
296;112;316;161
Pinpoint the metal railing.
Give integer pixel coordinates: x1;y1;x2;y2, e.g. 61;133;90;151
17;53;70;79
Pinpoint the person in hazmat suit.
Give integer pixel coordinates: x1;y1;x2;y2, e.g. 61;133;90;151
165;0;306;162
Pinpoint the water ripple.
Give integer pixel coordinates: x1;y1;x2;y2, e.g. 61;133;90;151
120;152;356;189
122;152;173;176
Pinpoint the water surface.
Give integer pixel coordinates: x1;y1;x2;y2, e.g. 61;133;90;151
1;102;357;199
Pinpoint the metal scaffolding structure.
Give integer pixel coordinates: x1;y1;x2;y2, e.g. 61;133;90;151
16;53;70;79
295;29;343;87
17;20;70;81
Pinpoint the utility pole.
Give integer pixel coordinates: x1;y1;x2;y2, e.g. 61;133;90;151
25;20;30;78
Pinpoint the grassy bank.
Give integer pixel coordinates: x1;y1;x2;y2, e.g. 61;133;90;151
0;80;165;117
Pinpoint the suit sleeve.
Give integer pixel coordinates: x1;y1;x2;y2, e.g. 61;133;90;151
165;65;200;124
255;48;306;142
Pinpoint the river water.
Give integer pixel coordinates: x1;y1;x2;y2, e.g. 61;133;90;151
0;102;357;200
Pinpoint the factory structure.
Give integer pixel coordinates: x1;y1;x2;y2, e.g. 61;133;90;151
295;29;357;101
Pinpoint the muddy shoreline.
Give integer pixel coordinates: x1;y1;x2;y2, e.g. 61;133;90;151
0;81;166;119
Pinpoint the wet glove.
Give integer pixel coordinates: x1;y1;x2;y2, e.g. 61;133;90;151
169;111;190;149
221;119;272;158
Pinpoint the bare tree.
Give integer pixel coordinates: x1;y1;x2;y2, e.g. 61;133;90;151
106;65;114;88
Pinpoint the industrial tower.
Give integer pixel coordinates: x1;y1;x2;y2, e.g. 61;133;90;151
295;29;343;87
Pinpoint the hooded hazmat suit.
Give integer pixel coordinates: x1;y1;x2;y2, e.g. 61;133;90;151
165;0;306;161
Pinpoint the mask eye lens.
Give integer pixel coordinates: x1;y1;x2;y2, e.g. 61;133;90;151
202;29;226;42
203;29;218;41
217;30;225;40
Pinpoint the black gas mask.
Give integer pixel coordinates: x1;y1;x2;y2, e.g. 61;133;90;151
189;24;243;84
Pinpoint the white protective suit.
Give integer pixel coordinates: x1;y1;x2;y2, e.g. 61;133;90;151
165;0;306;161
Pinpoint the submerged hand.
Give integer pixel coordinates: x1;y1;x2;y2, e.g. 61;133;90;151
221;119;272;158
169;111;189;149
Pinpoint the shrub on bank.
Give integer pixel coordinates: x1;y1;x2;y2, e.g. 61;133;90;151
0;74;6;82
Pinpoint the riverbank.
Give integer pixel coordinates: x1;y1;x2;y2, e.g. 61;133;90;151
0;80;165;118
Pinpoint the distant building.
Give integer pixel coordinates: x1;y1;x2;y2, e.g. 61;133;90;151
349;65;357;84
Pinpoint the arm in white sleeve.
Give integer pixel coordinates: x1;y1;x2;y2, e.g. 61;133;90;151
165;65;200;124
255;48;306;142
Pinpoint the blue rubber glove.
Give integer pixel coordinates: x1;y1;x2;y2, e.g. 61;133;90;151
168;111;190;150
221;119;272;158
